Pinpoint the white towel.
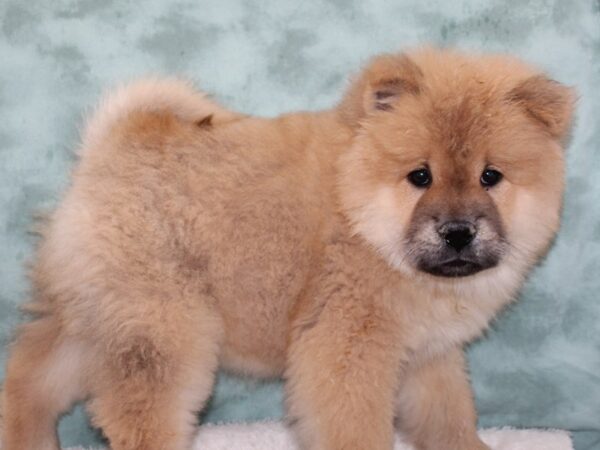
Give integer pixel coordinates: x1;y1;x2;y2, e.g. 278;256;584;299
66;421;573;450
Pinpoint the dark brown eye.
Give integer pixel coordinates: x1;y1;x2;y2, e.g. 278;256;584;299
408;168;432;188
481;168;503;187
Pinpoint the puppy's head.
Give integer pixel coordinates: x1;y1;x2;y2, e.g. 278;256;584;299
338;48;575;280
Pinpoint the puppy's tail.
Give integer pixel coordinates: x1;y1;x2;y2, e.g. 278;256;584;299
80;78;241;151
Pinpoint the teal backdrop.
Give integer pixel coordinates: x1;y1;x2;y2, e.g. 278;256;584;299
0;0;598;448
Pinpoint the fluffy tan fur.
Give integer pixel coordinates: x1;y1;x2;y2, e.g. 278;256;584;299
1;48;575;450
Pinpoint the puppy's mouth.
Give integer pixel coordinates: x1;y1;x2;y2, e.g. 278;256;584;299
423;258;485;278
404;221;506;278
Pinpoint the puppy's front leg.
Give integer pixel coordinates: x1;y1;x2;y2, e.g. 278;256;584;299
395;348;490;450
285;281;401;450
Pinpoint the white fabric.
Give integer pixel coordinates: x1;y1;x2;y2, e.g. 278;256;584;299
66;421;573;450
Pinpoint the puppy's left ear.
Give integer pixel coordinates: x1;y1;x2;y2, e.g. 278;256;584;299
339;53;423;126
507;75;576;140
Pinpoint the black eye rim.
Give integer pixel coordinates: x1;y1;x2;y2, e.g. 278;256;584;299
407;167;432;188
480;168;503;187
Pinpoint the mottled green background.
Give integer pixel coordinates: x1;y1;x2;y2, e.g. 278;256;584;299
0;0;598;448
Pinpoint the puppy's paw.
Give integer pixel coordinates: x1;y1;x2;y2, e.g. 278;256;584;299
418;437;491;450
458;438;491;450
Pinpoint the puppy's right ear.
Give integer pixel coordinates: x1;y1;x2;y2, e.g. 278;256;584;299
507;75;576;141
339;53;423;126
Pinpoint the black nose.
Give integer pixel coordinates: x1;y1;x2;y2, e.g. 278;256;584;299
438;221;476;252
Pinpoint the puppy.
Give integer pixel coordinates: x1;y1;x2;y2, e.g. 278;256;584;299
1;48;574;450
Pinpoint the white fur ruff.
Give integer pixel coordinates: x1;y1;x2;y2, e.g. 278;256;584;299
63;422;572;450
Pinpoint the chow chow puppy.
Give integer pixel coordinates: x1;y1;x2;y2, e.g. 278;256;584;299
1;48;574;450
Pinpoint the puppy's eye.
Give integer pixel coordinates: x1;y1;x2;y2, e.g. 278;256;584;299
407;168;432;188
480;168;503;187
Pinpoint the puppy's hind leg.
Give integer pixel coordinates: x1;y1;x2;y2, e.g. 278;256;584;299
2;316;90;450
86;291;223;450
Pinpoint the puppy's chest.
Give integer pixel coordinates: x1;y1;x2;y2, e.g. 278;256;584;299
399;292;496;360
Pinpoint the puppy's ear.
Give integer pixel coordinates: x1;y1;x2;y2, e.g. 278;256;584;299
507;75;576;140
339;53;423;126
364;55;422;112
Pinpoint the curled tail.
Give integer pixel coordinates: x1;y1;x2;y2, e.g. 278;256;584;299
81;78;241;151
